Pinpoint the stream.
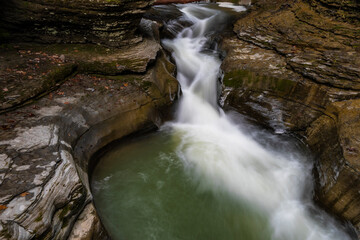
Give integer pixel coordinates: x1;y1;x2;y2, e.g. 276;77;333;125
91;3;354;239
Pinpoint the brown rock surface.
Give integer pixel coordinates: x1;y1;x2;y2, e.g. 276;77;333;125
0;0;153;46
221;0;360;233
307;100;360;230
0;32;178;240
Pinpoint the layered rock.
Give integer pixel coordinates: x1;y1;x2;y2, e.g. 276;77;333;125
0;10;178;239
0;0;154;46
307;100;360;228
221;0;360;233
307;0;360;24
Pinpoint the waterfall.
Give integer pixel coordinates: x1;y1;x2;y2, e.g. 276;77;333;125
162;3;352;240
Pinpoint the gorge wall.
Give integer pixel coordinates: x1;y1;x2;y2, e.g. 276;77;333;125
0;0;180;239
0;0;153;46
222;0;360;234
0;0;359;239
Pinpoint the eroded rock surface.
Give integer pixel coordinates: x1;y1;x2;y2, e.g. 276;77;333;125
222;0;360;234
0;0;153;46
0;33;178;240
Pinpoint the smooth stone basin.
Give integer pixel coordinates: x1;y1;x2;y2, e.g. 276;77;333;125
91;129;274;240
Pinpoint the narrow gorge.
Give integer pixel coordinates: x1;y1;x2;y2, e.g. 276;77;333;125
0;0;359;239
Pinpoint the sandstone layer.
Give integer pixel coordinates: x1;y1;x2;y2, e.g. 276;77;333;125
222;0;360;234
0;0;153;46
0;2;179;238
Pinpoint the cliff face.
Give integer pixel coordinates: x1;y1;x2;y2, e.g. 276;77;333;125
307;0;360;24
0;0;154;46
0;1;181;239
222;0;360;234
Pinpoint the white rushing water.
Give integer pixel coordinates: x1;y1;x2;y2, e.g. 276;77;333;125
162;3;352;240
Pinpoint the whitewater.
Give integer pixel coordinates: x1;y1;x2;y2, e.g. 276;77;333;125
162;3;352;240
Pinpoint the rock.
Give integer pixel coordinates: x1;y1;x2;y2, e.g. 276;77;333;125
0;0;153;47
0;27;178;240
221;36;360;133
154;0;200;4
68;203;109;240
60;55;66;63
0;38;161;113
233;1;360;90
307;0;360;24
306;100;360;229
221;0;360;233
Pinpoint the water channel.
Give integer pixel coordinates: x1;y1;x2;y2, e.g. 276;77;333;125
91;3;354;239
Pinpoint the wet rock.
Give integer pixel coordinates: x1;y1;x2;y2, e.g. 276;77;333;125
233;1;360;90
0;36;178;240
154;0;200;4
68;203;109;240
0;38;161;113
307;0;360;24
306;100;360;231
0;0;153;47
221;36;360;133
221;0;360;233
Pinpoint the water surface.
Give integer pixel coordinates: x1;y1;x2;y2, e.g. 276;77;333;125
91;3;354;240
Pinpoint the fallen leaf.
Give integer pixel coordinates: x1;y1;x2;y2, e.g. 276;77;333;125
20;192;30;197
25;113;35;118
123;83;128;87
104;86;109;90
15;70;27;75
64;102;70;105
3;88;8;92
0;205;7;210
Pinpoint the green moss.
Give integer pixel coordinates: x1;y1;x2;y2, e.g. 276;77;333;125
35;212;43;222
78;57;147;75
140;81;153;90
223;70;296;95
59;204;71;220
37;43;110;55
0;28;11;40
78;61;117;75
42;64;77;89
0;229;12;239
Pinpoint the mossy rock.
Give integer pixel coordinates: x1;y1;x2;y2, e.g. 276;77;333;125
223;69;296;96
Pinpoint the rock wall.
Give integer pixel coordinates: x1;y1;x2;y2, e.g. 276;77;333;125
0;41;178;239
0;0;154;46
0;2;179;238
307;0;360;23
307;100;360;228
221;0;360;234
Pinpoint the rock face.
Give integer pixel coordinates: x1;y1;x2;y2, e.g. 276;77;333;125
307;0;360;24
306;100;360;228
0;7;178;239
221;0;360;234
0;0;154;46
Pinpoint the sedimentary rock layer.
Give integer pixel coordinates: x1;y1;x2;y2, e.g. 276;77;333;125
222;0;360;234
0;0;153;46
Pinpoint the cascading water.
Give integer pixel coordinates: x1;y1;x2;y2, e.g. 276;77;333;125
91;3;355;240
162;3;352;240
